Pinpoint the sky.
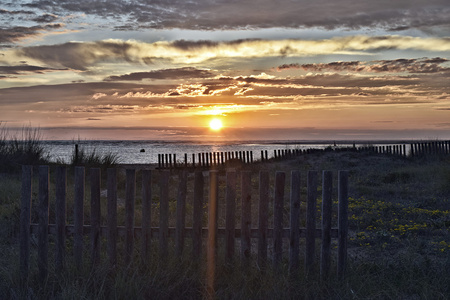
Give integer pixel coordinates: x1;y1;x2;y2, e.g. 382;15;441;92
1;0;450;141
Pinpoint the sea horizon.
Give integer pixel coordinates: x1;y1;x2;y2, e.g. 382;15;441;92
39;138;435;165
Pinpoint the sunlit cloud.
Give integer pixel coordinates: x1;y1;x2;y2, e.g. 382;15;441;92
12;36;450;71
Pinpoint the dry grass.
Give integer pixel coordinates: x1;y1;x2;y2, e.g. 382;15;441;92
1;150;449;299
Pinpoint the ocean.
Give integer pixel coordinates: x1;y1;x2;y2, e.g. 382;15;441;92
42;140;409;165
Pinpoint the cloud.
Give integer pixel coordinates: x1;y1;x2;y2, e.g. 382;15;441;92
32;13;58;23
0;24;64;46
104;67;215;81
18;0;450;31
0;64;68;75
278;58;450;74
15;36;450;71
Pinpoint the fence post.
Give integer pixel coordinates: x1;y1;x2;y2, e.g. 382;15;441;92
55;166;66;273
141;170;152;265
258;171;270;267
289;171;301;274
74;166;85;270
175;171;187;256
305;170;318;276
225;170;237;262
38;166;49;282
321;171;333;280
241;171;252;262
159;171;170;259
20;165;32;283
338;171;349;279
125;169;136;265
90;168;101;267
193;171;204;259
273;171;285;268
107;168;118;266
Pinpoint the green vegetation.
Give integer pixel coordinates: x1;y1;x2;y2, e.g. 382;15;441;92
0;146;450;299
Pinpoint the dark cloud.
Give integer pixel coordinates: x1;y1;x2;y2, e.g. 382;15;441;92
17;40;135;70
0;24;63;45
278;58;450;74
32;13;58;23
17;0;450;31
0;8;35;16
0;64;68;75
104;67;215;81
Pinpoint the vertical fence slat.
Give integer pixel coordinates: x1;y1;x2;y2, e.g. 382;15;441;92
320;170;333;280
305;170;318;276
107;168;117;266
225;170;237;262
241;171;252;262
141;170;152;264
193;171;204;259
258;171;270;267
125;169;136;265
20;165;32;282
55;166;66;272
289;170;301;274
338;170;349;279
273;171;285;267
90;168;101;267
38;166;49;281
175;171;187;256
74;166;85;270
159;170;170;258
207;170;219;297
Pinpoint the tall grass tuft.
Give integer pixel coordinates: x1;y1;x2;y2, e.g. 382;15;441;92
0;123;49;172
70;143;121;168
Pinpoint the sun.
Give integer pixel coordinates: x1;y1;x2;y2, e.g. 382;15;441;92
209;118;223;131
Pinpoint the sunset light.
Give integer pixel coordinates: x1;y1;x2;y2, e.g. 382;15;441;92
209;118;223;131
0;0;449;141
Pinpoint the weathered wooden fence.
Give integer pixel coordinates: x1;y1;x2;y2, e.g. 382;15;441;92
157;141;450;169
20;165;349;285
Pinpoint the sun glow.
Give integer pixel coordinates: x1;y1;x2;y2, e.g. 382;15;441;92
209;118;223;131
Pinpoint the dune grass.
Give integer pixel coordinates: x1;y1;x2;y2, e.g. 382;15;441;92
0;149;449;299
0;123;49;172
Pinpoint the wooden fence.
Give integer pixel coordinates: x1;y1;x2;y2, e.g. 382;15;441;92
19;165;349;285
157;140;450;169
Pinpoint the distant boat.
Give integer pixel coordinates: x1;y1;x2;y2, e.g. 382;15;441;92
140;149;145;152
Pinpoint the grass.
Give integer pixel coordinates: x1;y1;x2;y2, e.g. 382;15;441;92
69;143;121;167
0;123;49;172
1;146;450;298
